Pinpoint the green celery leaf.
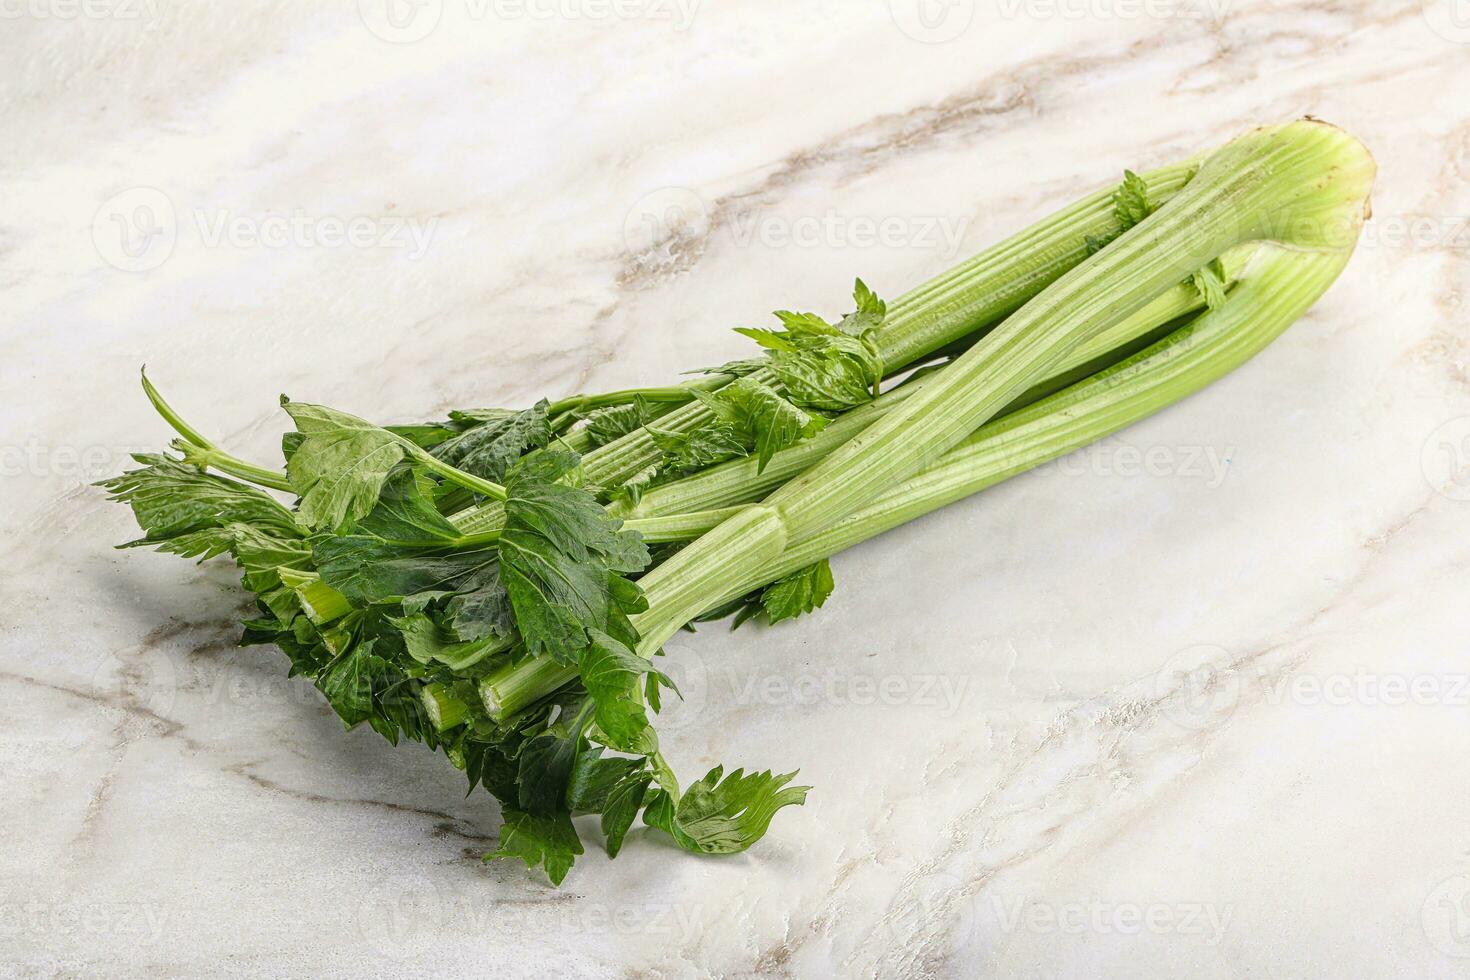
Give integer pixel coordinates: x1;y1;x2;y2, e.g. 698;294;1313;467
353;467;462;545
488;808;584;886
577;629;667;754
696;377;828;471
601;768;654;858
581;400;657;449
1190;257;1229;310
431;400;552;482
281;399;416;532
565;747;647;814
318;639;397;728
98;452;300;559
441;563;517;643
643;766;809;855
647;423;748;473
517;730;583;817
765;333;882;411
390;611;503;669
312;535;498;605
836;277;886;336
760;559;835;624
498;451;650;662
1114;169;1154;228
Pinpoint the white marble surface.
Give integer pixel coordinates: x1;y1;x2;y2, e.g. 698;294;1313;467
3;1;1470;976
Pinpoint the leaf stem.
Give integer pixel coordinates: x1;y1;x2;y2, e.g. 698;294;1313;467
140;370;297;493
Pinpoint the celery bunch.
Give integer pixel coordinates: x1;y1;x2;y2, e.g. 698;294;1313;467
101;121;1374;884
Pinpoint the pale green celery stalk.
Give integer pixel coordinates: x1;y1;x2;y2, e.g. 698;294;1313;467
464;158;1204;511
479;238;1365;718
277;568;352;624
625;122;1376;649
546;376;731;417
451;251;1224;539
140;370;295;493
420;682;470;731
479;121;1376;714
609;249;1255;522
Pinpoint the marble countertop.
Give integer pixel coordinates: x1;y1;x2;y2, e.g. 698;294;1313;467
4;1;1470;976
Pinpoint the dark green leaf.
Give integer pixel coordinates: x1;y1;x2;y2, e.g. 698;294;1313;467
761;559;835;625
602;768;653;858
517;730;582;817
312;535;498;605
498;451;650;662
566;747;646;814
431;401;552;482
488;808;584;886
577;630;665;753
97;453;299;560
354;467;462;545
318;639;396;728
